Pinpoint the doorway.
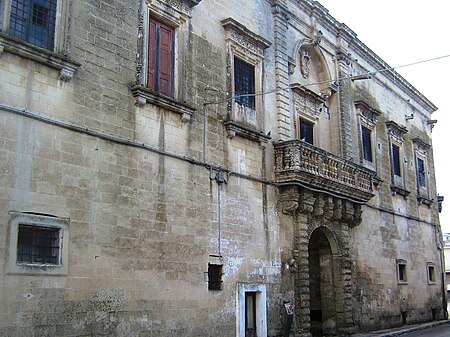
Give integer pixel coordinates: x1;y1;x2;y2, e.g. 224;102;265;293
308;228;337;337
237;283;267;337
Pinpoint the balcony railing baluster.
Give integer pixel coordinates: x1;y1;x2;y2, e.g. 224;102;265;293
274;140;375;203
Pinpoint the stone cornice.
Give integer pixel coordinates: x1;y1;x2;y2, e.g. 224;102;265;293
286;0;438;114
221;17;272;59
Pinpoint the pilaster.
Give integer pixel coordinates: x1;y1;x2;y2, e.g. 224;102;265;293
272;3;292;140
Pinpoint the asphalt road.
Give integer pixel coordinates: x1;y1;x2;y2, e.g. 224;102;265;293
399;323;450;337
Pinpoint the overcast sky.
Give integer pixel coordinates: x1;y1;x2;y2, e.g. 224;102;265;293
316;0;450;233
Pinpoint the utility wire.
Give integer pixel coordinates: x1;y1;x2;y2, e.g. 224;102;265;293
205;53;450;106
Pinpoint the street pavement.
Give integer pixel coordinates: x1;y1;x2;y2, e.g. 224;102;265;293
351;320;450;337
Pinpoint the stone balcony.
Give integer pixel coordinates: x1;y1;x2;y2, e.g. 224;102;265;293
274;140;375;203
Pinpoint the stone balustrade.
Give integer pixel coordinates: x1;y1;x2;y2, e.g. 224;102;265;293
274;140;375;203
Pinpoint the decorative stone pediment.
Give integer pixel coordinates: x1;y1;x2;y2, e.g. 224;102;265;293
412;137;431;155
355;101;381;129
292;84;326;121
386;121;407;143
221;18;271;63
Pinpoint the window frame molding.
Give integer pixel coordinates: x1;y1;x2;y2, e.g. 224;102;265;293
132;0;199;122
386;121;409;198
0;0;80;81
221;17;271;145
412;137;433;206
396;258;408;284
292;84;325;146
355;101;380;170
427;262;436;284
6;211;70;276
236;283;267;337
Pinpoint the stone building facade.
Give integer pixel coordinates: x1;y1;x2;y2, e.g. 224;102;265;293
0;0;445;336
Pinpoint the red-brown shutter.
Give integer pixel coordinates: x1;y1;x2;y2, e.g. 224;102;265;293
148;18;157;91
158;22;173;96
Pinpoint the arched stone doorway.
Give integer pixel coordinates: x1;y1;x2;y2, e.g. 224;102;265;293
308;227;338;337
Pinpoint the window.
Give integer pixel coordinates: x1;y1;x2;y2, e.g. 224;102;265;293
221;18;270;143
148;17;174;97
8;0;57;50
17;225;60;264
234;57;255;109
397;259;407;284
7;211;69;275
300;118;314;144
207;263;223;291
392;144;401;177
0;0;79;80
131;1;199;121
427;263;436;283
237;283;267;337
361;125;373;162
417;158;426;187
355;102;380;168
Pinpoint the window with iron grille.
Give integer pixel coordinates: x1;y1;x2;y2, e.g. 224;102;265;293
9;0;57;50
300;118;314;144
361;125;373;162
417;158;426;187
17;224;60;264
392;144;401;177
208;263;223;291
234;57;255;109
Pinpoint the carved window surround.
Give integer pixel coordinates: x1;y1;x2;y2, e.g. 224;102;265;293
355;101;381;170
6;211;70;276
222;17;271;143
134;0;200;121
292;84;326;142
0;1;80;81
412;137;432;206
386;121;409;198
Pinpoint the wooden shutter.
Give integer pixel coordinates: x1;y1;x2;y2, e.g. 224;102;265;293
148;18;157;91
158;22;173;96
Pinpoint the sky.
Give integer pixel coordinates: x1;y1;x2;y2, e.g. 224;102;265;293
316;0;450;233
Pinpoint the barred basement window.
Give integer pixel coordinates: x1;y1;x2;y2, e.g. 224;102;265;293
17;225;60;264
9;0;57;50
7;211;69;276
234;57;255;109
208;263;223;291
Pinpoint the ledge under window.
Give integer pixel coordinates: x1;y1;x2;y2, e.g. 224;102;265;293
418;196;433;207
224;120;271;148
130;85;196;123
390;185;410;199
0;32;80;82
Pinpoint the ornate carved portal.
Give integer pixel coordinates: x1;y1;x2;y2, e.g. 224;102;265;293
279;185;359;336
